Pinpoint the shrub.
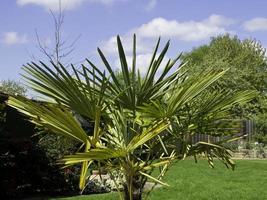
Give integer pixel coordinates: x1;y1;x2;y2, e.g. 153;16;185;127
0;138;73;199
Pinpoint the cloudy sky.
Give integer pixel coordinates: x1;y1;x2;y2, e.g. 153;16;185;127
1;0;267;81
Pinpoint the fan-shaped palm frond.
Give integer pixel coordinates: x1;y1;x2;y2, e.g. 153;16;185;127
7;34;256;200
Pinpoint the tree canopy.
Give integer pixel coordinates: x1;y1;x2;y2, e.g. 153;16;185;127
182;35;267;144
182;35;266;91
182;34;267;116
0;80;27;96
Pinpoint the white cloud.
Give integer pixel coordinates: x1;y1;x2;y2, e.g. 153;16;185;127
100;35;157;74
100;14;234;56
145;0;157;11
243;18;267;31
136;53;169;75
114;53;169;75
0;32;28;45
100;35;154;56
89;0;127;5
134;15;235;41
17;0;127;11
98;14;234;74
17;0;85;11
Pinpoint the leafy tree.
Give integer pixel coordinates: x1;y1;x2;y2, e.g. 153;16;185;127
182;35;267;140
0;80;27;129
182;34;267;95
8;35;255;200
0;80;27;96
253;111;267;146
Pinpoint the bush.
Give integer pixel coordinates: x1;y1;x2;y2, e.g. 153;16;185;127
254;133;267;146
36;134;81;191
253;112;267;146
0;95;111;198
0;92;82;198
222;141;239;150
0;138;74;199
0;107;81;198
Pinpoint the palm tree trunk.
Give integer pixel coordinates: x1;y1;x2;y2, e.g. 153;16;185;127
123;176;142;200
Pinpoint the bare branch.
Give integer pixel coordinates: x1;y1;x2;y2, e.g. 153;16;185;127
33;0;80;68
35;29;54;62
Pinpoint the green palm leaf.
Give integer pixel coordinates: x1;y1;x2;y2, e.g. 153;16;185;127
8;96;88;143
61;148;127;165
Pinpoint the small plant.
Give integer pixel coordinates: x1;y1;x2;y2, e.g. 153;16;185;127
245;141;253;150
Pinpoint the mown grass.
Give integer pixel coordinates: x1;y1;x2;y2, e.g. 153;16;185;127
52;159;267;200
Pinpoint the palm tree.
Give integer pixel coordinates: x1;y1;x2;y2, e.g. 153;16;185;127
8;35;256;200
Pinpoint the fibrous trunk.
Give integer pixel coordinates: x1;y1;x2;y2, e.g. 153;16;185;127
123;176;142;200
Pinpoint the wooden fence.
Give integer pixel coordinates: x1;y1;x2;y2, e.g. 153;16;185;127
190;120;254;144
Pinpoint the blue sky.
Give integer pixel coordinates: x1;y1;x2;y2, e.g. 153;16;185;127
1;0;267;81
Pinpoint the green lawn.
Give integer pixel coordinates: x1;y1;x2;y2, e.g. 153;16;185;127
52;159;267;200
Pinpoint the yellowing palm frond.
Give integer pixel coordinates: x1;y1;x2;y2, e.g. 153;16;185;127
8;96;88;143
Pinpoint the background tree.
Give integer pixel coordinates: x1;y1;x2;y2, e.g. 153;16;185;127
182;35;266;95
0;80;27;96
181;34;267;143
0;79;27;127
33;0;81;67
